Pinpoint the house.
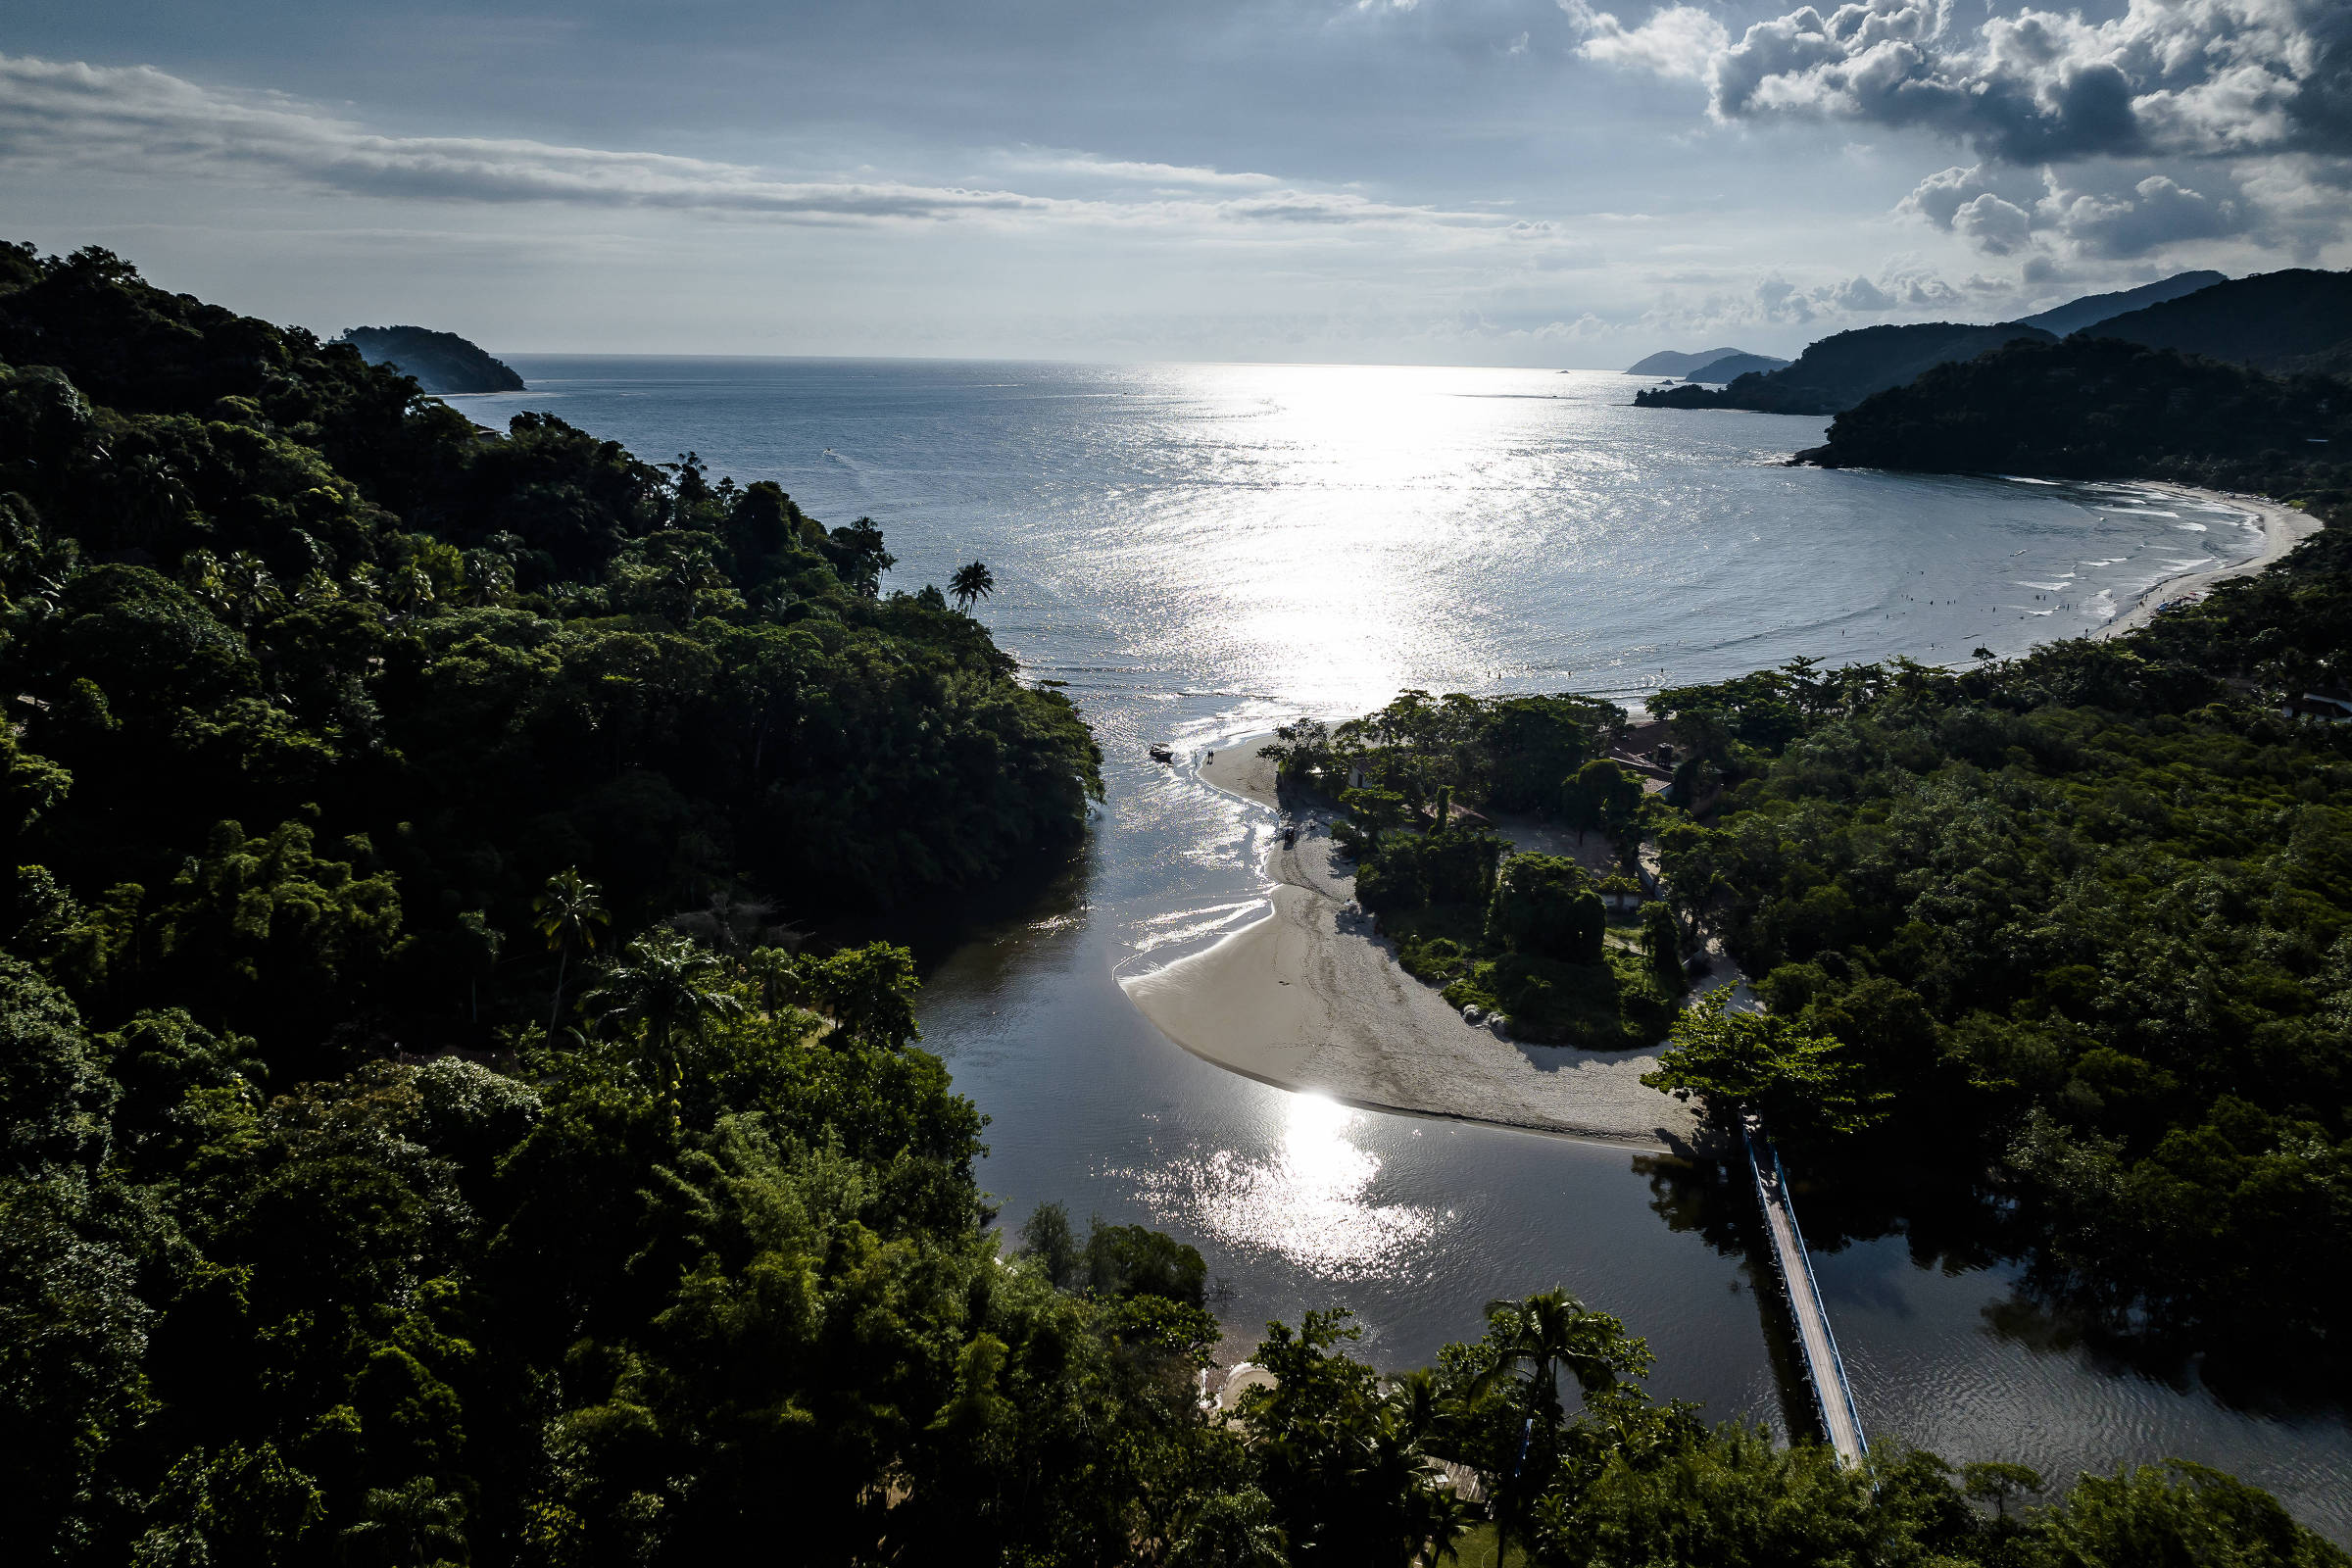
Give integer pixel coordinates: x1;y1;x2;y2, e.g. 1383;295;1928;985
2284;690;2352;723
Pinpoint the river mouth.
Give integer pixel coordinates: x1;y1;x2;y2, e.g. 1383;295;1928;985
469;355;2348;1540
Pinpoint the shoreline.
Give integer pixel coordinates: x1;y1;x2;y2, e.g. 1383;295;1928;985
1121;480;2318;1151
1119;740;1708;1154
2086;483;2316;640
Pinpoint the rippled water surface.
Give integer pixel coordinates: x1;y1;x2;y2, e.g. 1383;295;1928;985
465;357;2346;1538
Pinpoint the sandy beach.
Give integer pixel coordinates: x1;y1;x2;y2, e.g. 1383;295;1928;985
1119;740;1707;1153
2095;484;2319;639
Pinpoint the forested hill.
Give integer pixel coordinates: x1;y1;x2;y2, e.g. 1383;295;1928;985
1648;513;2352;1390
1633;321;2054;416
0;241;1102;1069
1793;335;2352;489
2016;270;2226;337
340;324;526;393
2088;268;2352;377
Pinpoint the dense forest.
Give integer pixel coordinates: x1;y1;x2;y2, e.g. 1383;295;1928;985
1644;515;2352;1381
7;243;2347;1565
2080;269;2352;378
1797;334;2352;491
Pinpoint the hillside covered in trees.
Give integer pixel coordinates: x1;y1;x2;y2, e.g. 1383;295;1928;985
0;242;1102;1071
1795;335;2352;492
6;243;2347;1566
1647;518;2352;1383
2084;269;2352;378
1633;320;2055;416
339;326;527;394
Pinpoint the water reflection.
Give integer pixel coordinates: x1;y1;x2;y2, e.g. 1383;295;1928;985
1118;1093;1443;1281
476;357;2350;1542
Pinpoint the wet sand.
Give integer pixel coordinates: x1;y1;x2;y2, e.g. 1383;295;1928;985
1119;739;1706;1153
2096;485;2319;639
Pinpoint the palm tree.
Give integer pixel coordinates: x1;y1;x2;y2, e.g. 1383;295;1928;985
579;929;745;1102
339;1476;466;1567
533;867;610;1033
949;560;996;612
1473;1290;1647;1562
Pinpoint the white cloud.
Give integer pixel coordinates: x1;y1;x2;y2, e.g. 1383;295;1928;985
1899;159;2254;258
999;151;1283;189
1954;192;2036;254
1698;0;2347;165
0;54;1514;237
1560;0;1729;81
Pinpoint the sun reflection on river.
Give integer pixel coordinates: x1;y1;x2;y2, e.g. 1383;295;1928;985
1117;1092;1443;1280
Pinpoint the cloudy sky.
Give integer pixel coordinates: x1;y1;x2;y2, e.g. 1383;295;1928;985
3;0;2345;364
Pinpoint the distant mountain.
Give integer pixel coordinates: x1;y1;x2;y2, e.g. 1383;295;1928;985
339;324;524;393
1634;321;2054;416
1684;351;1788;383
1625;346;1749;376
2018;270;2227;337
2082;269;2352;376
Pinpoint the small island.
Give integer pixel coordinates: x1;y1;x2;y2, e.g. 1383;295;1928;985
339;323;525;392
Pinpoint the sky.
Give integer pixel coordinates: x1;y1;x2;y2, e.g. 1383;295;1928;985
2;0;2347;365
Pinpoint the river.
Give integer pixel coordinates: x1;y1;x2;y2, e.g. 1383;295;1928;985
461;355;2349;1538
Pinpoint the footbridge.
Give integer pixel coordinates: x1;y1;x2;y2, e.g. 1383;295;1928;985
1741;1116;1869;1467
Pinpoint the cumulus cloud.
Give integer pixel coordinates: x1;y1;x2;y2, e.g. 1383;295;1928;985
1654;261;1968;331
1953;192;2036;254
1901;160;2250;257
2041;172;2242;255
1570;0;2349;256
0;54;1509;236
1559;0;1728;80
1696;0;2350;165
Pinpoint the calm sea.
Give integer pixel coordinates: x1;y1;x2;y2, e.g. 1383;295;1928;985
461;357;2345;1538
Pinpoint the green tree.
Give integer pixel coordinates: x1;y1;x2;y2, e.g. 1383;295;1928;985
531;867;609;1034
949;560;997;612
579;929;745;1103
1642;988;1886;1142
1487;855;1605;965
338;1475;468;1568
1473;1290;1654;1560
1564;760;1644;849
1640;901;1683;996
802;942;921;1050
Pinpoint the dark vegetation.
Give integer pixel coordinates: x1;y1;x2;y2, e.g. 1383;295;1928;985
2085;269;2352;378
0;241;1102;1077
1796;335;2352;492
2015;269;2226;338
6;242;2345;1563
1635;321;2055;416
1259;694;1682;1047
339;326;527;394
1645;514;2352;1381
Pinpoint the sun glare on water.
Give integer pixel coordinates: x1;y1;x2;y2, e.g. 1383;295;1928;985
1118;1091;1442;1279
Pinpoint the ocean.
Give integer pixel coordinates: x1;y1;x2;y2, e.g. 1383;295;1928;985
458;356;2345;1538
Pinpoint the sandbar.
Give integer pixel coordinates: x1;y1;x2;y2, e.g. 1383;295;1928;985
1120;739;1706;1153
